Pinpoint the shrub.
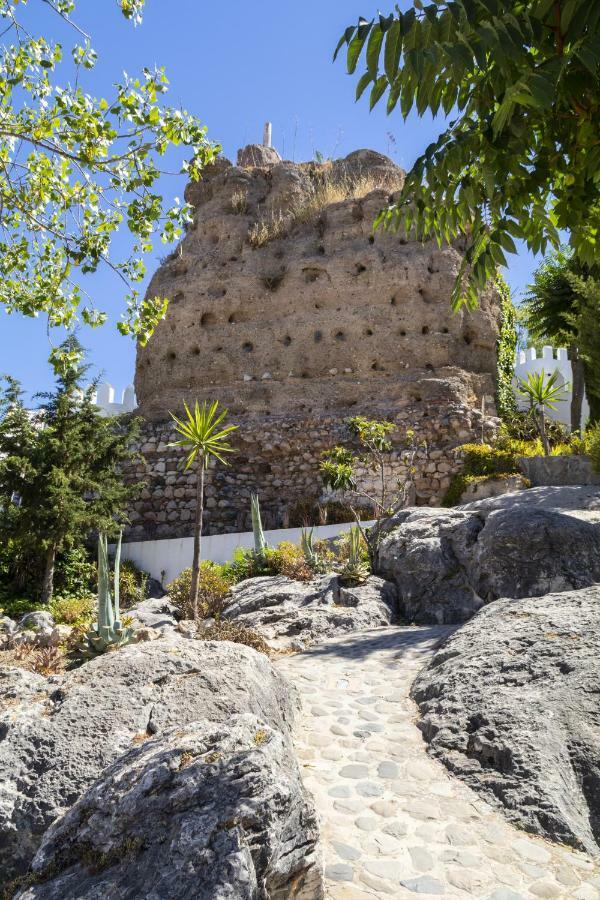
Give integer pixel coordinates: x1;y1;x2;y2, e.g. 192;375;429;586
53;547;96;598
265;542;313;582
198;620;270;655
0;595;44;620
0;645;65;675
118;560;149;609
167;562;233;619
50;594;94;626
586;423;600;473
230;190;248;215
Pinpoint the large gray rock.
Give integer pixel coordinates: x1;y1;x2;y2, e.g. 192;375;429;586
15;715;323;900
222;573;397;649
126;596;179;631
0;639;295;885
378;486;600;623
411;586;600;854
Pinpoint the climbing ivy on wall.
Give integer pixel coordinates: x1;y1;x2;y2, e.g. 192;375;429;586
496;275;518;420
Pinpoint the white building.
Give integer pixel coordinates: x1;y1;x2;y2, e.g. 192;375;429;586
92;383;137;417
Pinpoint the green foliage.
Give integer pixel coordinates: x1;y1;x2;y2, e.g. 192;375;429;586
517;368;568;453
50;593;94;627
251;493;268;556
496;276;518;420
81;533;136;656
501;408;570;445
301;526;326;572
321;418;421;567
0;0;218;361
0;341;141;603
586;423;600;473
53;547;96;598
336;2;600;308
167;562;234;620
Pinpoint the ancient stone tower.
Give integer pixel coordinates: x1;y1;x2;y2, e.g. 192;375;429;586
126;145;501;540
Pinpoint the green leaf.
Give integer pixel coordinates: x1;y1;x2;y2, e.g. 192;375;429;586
370;76;388;110
366;26;384;78
384;19;403;82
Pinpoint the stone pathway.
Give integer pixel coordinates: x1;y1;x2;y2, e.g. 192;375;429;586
276;626;600;899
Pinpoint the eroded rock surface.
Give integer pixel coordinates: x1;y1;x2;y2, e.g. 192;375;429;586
412;585;600;854
222;573;397;649
15;715;323;900
378;485;600;623
0;640;295;884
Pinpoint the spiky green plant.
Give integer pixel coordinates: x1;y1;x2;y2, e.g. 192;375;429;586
340;526;370;584
251;493;267;557
301;526;319;570
82;533;136;656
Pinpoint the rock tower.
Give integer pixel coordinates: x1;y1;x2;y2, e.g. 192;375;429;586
127;147;501;540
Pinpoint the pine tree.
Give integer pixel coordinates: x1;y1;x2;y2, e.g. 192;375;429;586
0;340;140;603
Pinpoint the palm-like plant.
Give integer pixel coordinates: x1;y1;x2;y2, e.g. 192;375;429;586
517;370;567;456
170;400;237;620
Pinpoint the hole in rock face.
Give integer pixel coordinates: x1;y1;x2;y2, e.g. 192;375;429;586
335;331;345;342
283;335;292;346
368;235;375;244
371;361;382;371
464;333;473;345
390;296;397;306
314;303;322;310
191;346;200;356
214;346;223;353
399;330;407;337
200;312;217;329
442;327;449;334
317;244;326;255
167;350;177;361
314;330;323;343
171;291;184;305
355;263;367;275
242;341;254;353
422;326;430;335
425;363;434;371
364;327;374;336
301;371;309;379
208;285;227;300
304;267;325;284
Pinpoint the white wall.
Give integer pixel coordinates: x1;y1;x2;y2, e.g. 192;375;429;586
513;345;589;429
92;383;137;417
120;520;371;586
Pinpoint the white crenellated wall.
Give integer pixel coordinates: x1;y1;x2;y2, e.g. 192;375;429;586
513;345;589;429
92;383;137;417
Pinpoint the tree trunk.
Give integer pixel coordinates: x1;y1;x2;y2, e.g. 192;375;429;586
40;544;56;605
538;407;550;456
189;459;205;621
570;344;585;434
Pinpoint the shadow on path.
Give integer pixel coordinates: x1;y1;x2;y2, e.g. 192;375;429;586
295;624;457;664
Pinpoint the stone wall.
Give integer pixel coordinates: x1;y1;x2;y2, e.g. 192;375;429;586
126;147;501;540
123;369;497;541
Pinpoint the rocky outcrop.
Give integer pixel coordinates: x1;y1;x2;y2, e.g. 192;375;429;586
15;715;322;900
124;147;501;540
377;485;600;623
221;573;398;649
411;585;600;855
0;640;295;884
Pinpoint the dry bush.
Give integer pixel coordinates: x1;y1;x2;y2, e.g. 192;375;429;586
1;644;65;676
266;542;313;582
230;190;249;215
247;214;287;248
199;620;270;655
167;563;233;619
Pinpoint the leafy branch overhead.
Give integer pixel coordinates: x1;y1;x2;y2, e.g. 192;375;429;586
335;1;600;309
0;0;218;350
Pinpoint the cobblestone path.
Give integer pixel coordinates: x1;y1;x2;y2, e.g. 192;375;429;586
276;626;600;900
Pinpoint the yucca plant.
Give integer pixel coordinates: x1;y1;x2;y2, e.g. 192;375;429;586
251;493;267;557
517;369;568;456
81;533;136;656
339;526;370;585
170;400;237;620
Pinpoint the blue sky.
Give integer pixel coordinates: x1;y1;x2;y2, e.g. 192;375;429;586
1;0;539;399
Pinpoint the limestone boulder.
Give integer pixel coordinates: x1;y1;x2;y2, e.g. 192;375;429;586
125;596;179;631
222;573;397;649
377;485;600;623
0;639;295;884
15;715;323;900
411;585;600;854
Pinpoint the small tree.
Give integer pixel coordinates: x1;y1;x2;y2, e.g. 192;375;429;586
0;340;140;603
170;401;237;621
320;417;422;569
516;369;567;456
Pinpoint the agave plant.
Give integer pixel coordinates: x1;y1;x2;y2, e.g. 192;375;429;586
81;533;136;657
339;526;371;584
301;526;322;572
251;493;268;557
